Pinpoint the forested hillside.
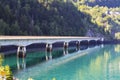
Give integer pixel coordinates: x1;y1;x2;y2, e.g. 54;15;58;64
0;0;120;40
86;0;120;8
0;0;89;36
72;0;120;40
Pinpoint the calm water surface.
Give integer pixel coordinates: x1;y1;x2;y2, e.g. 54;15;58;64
2;45;120;80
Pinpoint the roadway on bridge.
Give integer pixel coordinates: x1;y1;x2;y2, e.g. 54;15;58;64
0;36;98;40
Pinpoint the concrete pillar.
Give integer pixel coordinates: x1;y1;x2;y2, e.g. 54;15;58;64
101;38;104;42
76;41;80;51
17;46;26;58
63;42;69;55
100;38;104;48
45;43;52;60
101;38;104;44
0;46;1;50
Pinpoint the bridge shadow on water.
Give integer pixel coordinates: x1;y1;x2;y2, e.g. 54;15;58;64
0;41;102;74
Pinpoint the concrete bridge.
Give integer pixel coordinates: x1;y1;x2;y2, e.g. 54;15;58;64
0;36;104;58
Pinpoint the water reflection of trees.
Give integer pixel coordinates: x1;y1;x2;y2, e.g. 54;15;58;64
0;54;13;80
73;45;120;80
88;45;120;80
114;44;120;53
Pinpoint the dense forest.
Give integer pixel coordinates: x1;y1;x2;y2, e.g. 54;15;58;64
0;0;88;36
0;0;120;40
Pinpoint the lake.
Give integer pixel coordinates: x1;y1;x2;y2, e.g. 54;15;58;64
1;44;120;80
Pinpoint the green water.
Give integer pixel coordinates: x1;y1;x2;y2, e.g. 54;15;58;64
2;45;120;80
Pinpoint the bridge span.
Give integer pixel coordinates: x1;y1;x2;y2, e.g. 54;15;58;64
0;36;104;58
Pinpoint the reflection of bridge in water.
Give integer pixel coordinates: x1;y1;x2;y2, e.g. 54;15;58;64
0;36;104;58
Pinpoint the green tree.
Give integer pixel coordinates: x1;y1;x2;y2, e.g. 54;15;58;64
10;21;20;35
0;19;9;35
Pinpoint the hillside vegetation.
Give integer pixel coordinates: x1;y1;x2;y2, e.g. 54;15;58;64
87;0;120;8
0;0;88;36
73;0;120;40
0;0;120;40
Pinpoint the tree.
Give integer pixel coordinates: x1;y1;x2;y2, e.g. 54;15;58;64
0;19;9;35
10;21;20;35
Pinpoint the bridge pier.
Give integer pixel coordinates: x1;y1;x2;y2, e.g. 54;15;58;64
0;45;1;51
101;38;104;44
45;43;52;60
63;42;69;55
17;46;26;58
76;41;80;51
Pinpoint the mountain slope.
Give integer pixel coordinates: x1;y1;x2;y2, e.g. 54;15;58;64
0;0;89;36
0;0;119;40
72;0;120;40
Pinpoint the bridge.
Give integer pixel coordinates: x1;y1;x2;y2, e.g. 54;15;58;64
0;36;104;58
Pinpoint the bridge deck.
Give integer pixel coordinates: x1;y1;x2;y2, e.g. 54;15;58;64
0;36;102;46
0;36;98;40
